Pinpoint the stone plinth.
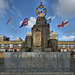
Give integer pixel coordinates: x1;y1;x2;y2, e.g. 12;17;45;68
3;52;70;72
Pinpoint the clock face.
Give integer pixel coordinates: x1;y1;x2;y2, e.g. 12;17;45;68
36;5;47;17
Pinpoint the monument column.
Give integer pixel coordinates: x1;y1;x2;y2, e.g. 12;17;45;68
31;2;50;52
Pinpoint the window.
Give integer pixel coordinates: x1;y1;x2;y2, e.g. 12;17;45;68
64;49;67;52
5;44;9;47
9;49;14;52
61;49;63;52
58;45;63;47
1;37;3;39
0;49;5;52
10;44;13;48
1;44;4;48
19;44;21;48
71;45;74;48
13;44;18;47
73;50;75;52
17;49;19;52
62;45;65;48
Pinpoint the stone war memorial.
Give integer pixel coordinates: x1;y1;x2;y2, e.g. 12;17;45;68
21;2;58;52
0;1;74;75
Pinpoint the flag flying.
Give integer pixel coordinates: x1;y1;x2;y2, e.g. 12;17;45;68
47;17;51;23
7;18;11;24
58;19;68;29
20;18;28;28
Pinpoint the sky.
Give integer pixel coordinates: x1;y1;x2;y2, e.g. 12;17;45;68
0;0;75;41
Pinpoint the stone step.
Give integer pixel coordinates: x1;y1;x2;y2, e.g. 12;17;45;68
0;72;74;75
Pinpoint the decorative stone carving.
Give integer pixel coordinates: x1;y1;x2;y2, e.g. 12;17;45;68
33;31;41;46
36;4;47;17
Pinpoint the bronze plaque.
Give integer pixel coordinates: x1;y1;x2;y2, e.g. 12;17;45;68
33;31;41;46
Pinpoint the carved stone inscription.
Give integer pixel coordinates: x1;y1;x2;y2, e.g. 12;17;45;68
4;52;70;72
33;31;41;46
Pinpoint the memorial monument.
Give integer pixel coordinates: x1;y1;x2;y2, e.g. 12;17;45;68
0;1;74;75
21;1;58;52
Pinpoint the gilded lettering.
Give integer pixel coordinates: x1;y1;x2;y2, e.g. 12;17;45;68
46;55;49;58
15;54;17;57
39;55;42;58
19;55;21;58
54;55;57;58
32;55;35;58
22;54;24;58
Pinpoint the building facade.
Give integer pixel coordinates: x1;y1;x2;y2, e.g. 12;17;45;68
0;35;9;41
0;40;75;52
0;41;23;52
58;41;75;52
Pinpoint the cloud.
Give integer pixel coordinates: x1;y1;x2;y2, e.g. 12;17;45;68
28;17;36;28
12;6;22;17
0;15;5;18
59;35;75;41
20;21;23;25
0;0;10;15
0;0;14;16
10;34;13;38
56;0;75;17
72;32;75;35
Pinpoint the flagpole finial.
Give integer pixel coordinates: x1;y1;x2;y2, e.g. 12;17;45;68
40;0;43;5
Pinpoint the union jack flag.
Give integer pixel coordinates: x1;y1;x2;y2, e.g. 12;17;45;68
20;18;28;28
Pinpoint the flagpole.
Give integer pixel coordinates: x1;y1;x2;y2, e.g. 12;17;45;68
9;18;11;52
51;17;52;31
27;26;28;36
27;18;28;36
68;18;69;51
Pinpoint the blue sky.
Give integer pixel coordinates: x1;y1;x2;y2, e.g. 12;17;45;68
0;0;75;41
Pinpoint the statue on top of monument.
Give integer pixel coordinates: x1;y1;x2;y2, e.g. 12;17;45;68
36;0;47;17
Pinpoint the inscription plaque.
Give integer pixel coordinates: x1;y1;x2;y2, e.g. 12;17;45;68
4;52;70;72
33;31;41;46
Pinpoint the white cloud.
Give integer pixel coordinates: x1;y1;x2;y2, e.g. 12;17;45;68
72;32;75;35
59;35;75;41
20;21;23;25
0;0;14;16
28;17;36;28
56;0;75;17
12;6;22;17
10;34;13;38
0;0;10;15
0;15;5;18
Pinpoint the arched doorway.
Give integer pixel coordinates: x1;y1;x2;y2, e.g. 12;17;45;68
14;49;17;52
5;49;8;52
